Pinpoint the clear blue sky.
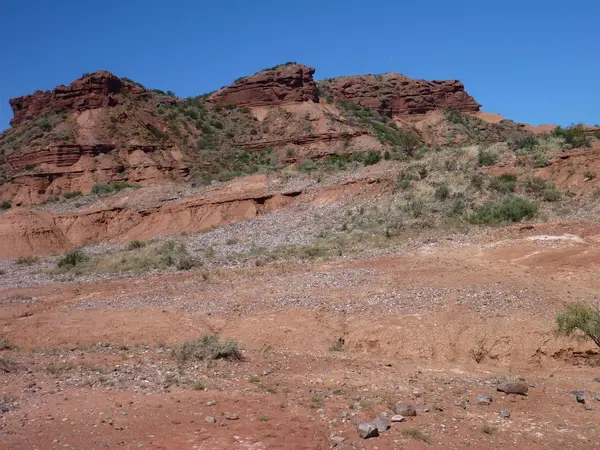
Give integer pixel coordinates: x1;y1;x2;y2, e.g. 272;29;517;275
1;0;598;131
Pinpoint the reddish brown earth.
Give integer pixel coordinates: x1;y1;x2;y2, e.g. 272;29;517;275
2;222;600;448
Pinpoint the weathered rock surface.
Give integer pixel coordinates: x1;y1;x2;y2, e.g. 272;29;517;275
394;403;417;416
374;414;390;432
9;71;142;126
209;63;318;107
356;420;379;439
497;381;529;395
319;73;480;117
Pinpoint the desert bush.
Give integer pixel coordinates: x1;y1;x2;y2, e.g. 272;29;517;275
523;177;561;202
434;183;451;201
15;256;39;265
39;117;52;132
532;154;549;168
127;240;146;250
362;150;382;166
63;191;82;199
298;160;318;173
553;124;591;148
489;173;517;194
91;182;136;195
477;149;497;167
470;197;537;224
329;337;345;352
1;200;11;210
57;250;89;268
556;302;600;347
174;334;241;362
482;423;497;435
402;428;431;444
508;135;538;151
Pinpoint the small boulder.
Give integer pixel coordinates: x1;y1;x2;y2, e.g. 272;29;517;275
395;403;417;416
205;416;216;424
594;377;600;383
476;394;492;406
225;413;239;420
574;391;587;404
497;382;528;395
330;435;345;445
595;394;600;401
499;408;511;418
391;415;405;422
374;414;390;432
356;421;379;439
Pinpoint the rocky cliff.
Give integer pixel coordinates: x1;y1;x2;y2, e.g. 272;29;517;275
208;63;318;107
318;73;481;117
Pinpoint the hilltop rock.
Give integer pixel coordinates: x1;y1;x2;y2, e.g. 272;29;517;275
9;71;141;126
208;63;318;107
319;73;480;117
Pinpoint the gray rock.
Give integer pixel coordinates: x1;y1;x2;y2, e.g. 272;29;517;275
330;436;345;444
499;408;511;418
595;394;600;401
374;414;390;432
207;400;216;406
205;416;216;424
575;391;587;404
356;421;379;439
476;394;492;406
390;415;405;422
497;382;528;395
594;377;600;383
394;403;417;416
225;413;239;420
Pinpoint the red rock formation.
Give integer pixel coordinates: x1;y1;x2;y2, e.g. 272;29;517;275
320;74;480;117
209;64;318;107
9;71;142;126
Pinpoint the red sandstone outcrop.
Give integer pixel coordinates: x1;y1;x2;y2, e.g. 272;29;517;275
208;64;318;107
319;74;480;117
9;71;143;126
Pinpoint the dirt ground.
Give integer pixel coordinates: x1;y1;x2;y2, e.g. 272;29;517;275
2;222;600;449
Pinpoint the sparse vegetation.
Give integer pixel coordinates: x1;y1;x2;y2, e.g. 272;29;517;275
1;200;12;210
556;302;600;347
470;197;537;225
174;334;242;362
553;124;591;148
127;240;147;250
489;173;517;194
57;249;89;268
482;423;497;435
403;428;431;444
91;182;137;195
15;256;39;265
63;191;82;199
329;337;345;352
477;149;498;167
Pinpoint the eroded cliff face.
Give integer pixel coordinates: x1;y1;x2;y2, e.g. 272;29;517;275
0;64;499;206
318;73;481;117
208;64;318;107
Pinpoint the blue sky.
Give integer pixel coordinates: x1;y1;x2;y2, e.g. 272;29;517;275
1;0;598;131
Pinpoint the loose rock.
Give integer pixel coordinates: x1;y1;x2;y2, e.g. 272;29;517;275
499;409;511;418
575;391;587;404
225;413;240;420
497;382;528;395
476;394;492;405
205;416;216;424
391;415;405;422
394;403;417;416
356;421;379;439
374;414;390;432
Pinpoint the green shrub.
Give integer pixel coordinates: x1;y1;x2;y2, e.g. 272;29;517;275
434;183;451;201
39;118;52;132
329;337;345;352
298;160;318;173
470;174;483;190
509;135;538;151
470;196;537;224
15;256;39;265
556;302;600;347
91;183;136;195
57;249;89;268
553;124;591;148
1;200;11;210
148;125;168;140
63;191;82;199
489;173;517;194
477;149;497;167
224;104;237;110
362;150;382;166
127;240;146;250
523;177;561;202
532;154;549;168
174;334;241;362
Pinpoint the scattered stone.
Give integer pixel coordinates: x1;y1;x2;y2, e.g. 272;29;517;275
594;378;600;383
585;404;593;411
497;382;528;395
374;414;390;432
205;416;216;424
207;401;216;406
225;413;239;420
356;421;379;439
476;394;492;406
499;409;511;418
595;394;600;401
331;436;345;444
575;391;587;404
394;403;417;416
390;415;405;423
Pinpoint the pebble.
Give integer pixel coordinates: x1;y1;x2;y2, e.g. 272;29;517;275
575;391;587;404
499;409;511;418
476;394;492;405
205;416;216;424
390;415;405;422
207;401;216;406
225;413;239;420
